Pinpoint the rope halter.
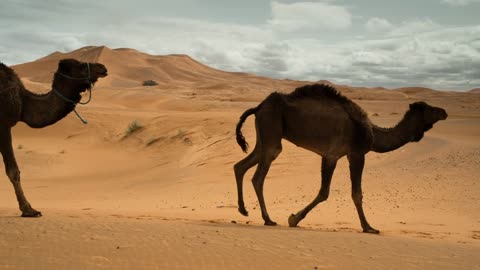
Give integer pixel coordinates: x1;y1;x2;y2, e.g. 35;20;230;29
53;62;93;124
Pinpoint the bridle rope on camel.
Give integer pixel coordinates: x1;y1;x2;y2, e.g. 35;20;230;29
52;62;93;124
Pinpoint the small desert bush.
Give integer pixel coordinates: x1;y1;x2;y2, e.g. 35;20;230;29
174;128;192;145
146;137;161;147
124;120;143;138
143;80;159;86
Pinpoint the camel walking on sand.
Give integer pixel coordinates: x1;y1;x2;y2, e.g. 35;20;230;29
0;59;107;217
234;84;447;233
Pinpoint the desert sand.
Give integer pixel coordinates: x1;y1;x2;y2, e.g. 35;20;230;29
1;46;479;269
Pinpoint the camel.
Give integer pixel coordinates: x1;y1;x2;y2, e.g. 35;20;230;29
234;84;447;233
0;59;107;217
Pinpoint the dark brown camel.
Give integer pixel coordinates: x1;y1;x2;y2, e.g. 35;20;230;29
234;84;447;233
0;59;107;217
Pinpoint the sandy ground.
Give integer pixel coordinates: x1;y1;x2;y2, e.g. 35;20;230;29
1;47;479;269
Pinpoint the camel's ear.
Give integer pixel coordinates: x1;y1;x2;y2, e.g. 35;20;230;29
58;59;72;73
409;101;427;111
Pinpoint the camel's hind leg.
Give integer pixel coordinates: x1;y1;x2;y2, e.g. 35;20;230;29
0;127;41;217
348;154;378;234
251;110;283;226
288;157;337;227
234;145;260;216
252;145;281;226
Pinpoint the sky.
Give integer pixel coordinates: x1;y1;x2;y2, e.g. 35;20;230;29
1;0;479;91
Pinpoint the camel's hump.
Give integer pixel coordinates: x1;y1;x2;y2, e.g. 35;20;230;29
287;84;350;103
285;84;373;148
286;84;369;121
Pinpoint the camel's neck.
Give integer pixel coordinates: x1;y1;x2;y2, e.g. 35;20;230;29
20;75;82;128
371;111;423;153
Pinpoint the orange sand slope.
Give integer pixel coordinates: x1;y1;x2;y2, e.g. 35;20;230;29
0;46;479;269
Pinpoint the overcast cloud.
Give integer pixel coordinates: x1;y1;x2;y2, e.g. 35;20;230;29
1;0;479;90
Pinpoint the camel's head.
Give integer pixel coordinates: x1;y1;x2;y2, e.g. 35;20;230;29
56;59;108;92
408;101;448;141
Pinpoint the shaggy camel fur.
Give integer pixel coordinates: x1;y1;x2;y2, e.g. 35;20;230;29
0;59;107;217
234;84;447;233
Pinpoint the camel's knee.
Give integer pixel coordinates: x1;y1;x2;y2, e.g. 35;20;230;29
234;151;259;178
261;143;282;160
251;154;274;190
252;172;268;193
252;177;264;189
6;168;20;182
351;192;363;204
318;190;329;202
233;163;243;178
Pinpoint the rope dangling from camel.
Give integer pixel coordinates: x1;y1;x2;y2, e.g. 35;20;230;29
72;107;89;124
52;88;92;124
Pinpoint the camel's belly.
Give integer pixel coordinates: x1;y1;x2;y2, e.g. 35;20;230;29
284;131;353;158
284;119;353;157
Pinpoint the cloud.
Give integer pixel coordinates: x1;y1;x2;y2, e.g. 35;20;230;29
387;18;441;37
242;43;291;77
365;17;393;32
0;14;274;70
268;1;352;32
274;23;480;90
359;25;480;89
119;17;275;73
1;1;478;91
442;0;480;6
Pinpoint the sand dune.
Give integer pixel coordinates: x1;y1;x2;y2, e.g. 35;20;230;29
1;46;479;269
469;88;480;94
13;46;304;92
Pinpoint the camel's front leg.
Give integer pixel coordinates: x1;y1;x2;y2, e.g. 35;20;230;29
348;154;378;234
0;128;41;217
289;157;337;227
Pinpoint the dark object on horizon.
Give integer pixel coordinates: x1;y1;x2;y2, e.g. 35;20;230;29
143;80;159;86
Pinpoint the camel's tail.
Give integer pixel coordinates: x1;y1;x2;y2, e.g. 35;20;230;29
236;107;258;153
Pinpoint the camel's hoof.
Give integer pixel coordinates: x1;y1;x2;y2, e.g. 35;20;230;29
264;220;277;226
238;207;249;216
363;228;380;234
21;209;42;218
288;214;300;227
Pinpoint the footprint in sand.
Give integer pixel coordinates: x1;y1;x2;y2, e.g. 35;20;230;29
400;230;436;239
89;256;111;267
472;231;480;240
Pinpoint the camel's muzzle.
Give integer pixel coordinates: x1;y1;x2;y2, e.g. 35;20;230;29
95;65;108;78
439;109;448;120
